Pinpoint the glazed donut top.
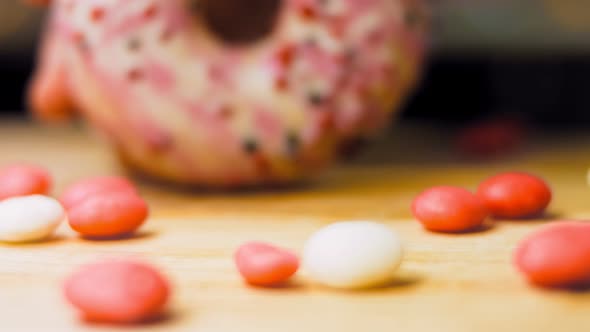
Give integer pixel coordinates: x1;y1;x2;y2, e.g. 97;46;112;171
48;0;427;182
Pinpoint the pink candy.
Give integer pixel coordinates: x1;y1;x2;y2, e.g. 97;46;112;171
0;164;52;200
234;242;299;287
59;176;137;210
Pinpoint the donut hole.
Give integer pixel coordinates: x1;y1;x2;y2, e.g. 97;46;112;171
194;0;282;44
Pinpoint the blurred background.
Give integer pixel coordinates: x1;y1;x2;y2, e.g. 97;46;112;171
1;0;589;126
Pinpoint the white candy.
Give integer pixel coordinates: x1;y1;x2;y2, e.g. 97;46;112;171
0;195;65;243
303;221;403;289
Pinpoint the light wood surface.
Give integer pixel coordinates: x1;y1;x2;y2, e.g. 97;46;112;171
1;118;590;332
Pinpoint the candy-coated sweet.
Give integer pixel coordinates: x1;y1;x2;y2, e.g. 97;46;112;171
234;242;299;286
0;164;52;200
0;195;64;243
477;172;551;219
303;221;403;289
514;221;590;288
67;191;148;238
60;176;137;210
412;186;488;233
64;260;170;323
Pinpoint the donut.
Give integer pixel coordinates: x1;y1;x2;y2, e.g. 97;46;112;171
29;0;429;187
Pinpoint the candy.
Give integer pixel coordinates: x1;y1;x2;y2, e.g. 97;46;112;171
59;176;137;210
303;221;403;289
412;186;488;233
455;118;525;159
0;164;52;200
0;195;64;243
514;221;590;288
67;191;148;238
477;172;551;218
64;260;170;324
234;242;299;287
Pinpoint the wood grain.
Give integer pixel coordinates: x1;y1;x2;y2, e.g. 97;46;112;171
1;119;590;332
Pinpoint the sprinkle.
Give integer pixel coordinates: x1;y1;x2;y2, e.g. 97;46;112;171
308;92;325;106
275;77;289;91
72;32;89;52
127;38;142;51
343;48;357;63
90;7;105;22
304;37;318;48
300;6;317;21
72;32;84;43
127;68;144;81
159;28;175;43
277;46;295;67
243;139;259;154
143;4;158;19
218;106;234;119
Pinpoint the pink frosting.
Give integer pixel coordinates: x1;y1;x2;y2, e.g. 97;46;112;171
32;0;428;186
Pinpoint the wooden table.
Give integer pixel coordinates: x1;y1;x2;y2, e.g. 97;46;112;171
1;119;590;332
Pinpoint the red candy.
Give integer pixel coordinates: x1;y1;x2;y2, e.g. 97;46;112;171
0;164;52;200
455;118;525;159
412;186;488;233
234;242;299;286
60;176;137;210
477;172;551;219
64;260;170;324
514;221;590;288
67;191;148;238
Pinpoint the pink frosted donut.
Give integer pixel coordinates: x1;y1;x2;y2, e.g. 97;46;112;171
29;0;428;187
